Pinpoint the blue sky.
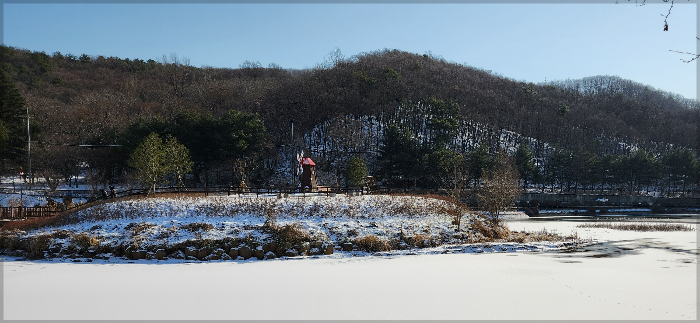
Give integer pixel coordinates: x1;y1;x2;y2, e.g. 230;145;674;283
3;2;698;99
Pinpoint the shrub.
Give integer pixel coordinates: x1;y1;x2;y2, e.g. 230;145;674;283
353;235;391;252
50;229;72;239
268;223;311;250
263;204;278;227
27;235;51;259
506;231;527;243
1;216;62;231
505;229;563;242
71;232;99;250
402;233;434;248
470;216;510;240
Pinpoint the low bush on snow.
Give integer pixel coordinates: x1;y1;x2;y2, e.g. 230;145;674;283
470;216;511;240
27;235;51;259
263;222;315;251
400;233;437;248
71;232;100;250
506;228;573;243
353;235;391;252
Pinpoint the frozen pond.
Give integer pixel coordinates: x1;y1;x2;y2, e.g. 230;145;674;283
3;217;696;320
526;213;700;224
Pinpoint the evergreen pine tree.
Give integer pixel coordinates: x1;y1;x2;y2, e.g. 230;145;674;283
345;156;368;188
514;141;535;186
0;71;27;166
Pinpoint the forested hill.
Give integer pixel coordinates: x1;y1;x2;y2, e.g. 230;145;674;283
545;75;698;112
2;46;697;155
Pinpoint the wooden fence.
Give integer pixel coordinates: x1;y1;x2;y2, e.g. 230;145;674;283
4;185;699;222
0;206;59;220
0;186;373;221
0;185;511;221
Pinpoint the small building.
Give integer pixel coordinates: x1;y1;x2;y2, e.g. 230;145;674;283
300;157;318;191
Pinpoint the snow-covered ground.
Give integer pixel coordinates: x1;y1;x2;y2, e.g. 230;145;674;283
1;194;578;265
4;194;490;253
2;196;696;320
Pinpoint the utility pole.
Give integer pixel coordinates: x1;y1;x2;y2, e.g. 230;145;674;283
290;118;294;187
15;106;33;184
26;106;32;184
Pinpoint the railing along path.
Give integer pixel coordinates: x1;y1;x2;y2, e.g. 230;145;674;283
0;185;382;221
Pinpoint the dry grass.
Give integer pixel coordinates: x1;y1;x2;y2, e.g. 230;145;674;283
470;216;511;240
387;200;421;217
277;223;312;244
70;232;100;250
577;222;695;232
385;193;448;218
401;233;436;248
505;228;568;243
1;216;64;232
265;222;313;250
353;235;391;252
0;195;147;232
49;229;72;239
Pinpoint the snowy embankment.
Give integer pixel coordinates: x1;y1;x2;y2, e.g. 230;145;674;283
2;195;696;320
0;194;578;262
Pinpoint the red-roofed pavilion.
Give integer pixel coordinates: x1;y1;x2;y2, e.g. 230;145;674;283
300;157;317;191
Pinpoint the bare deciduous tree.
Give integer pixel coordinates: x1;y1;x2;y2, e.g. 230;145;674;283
477;152;521;227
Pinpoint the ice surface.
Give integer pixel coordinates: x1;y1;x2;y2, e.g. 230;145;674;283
3;218;696;320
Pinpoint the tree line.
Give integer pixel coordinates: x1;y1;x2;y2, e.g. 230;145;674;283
1;45;699;197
